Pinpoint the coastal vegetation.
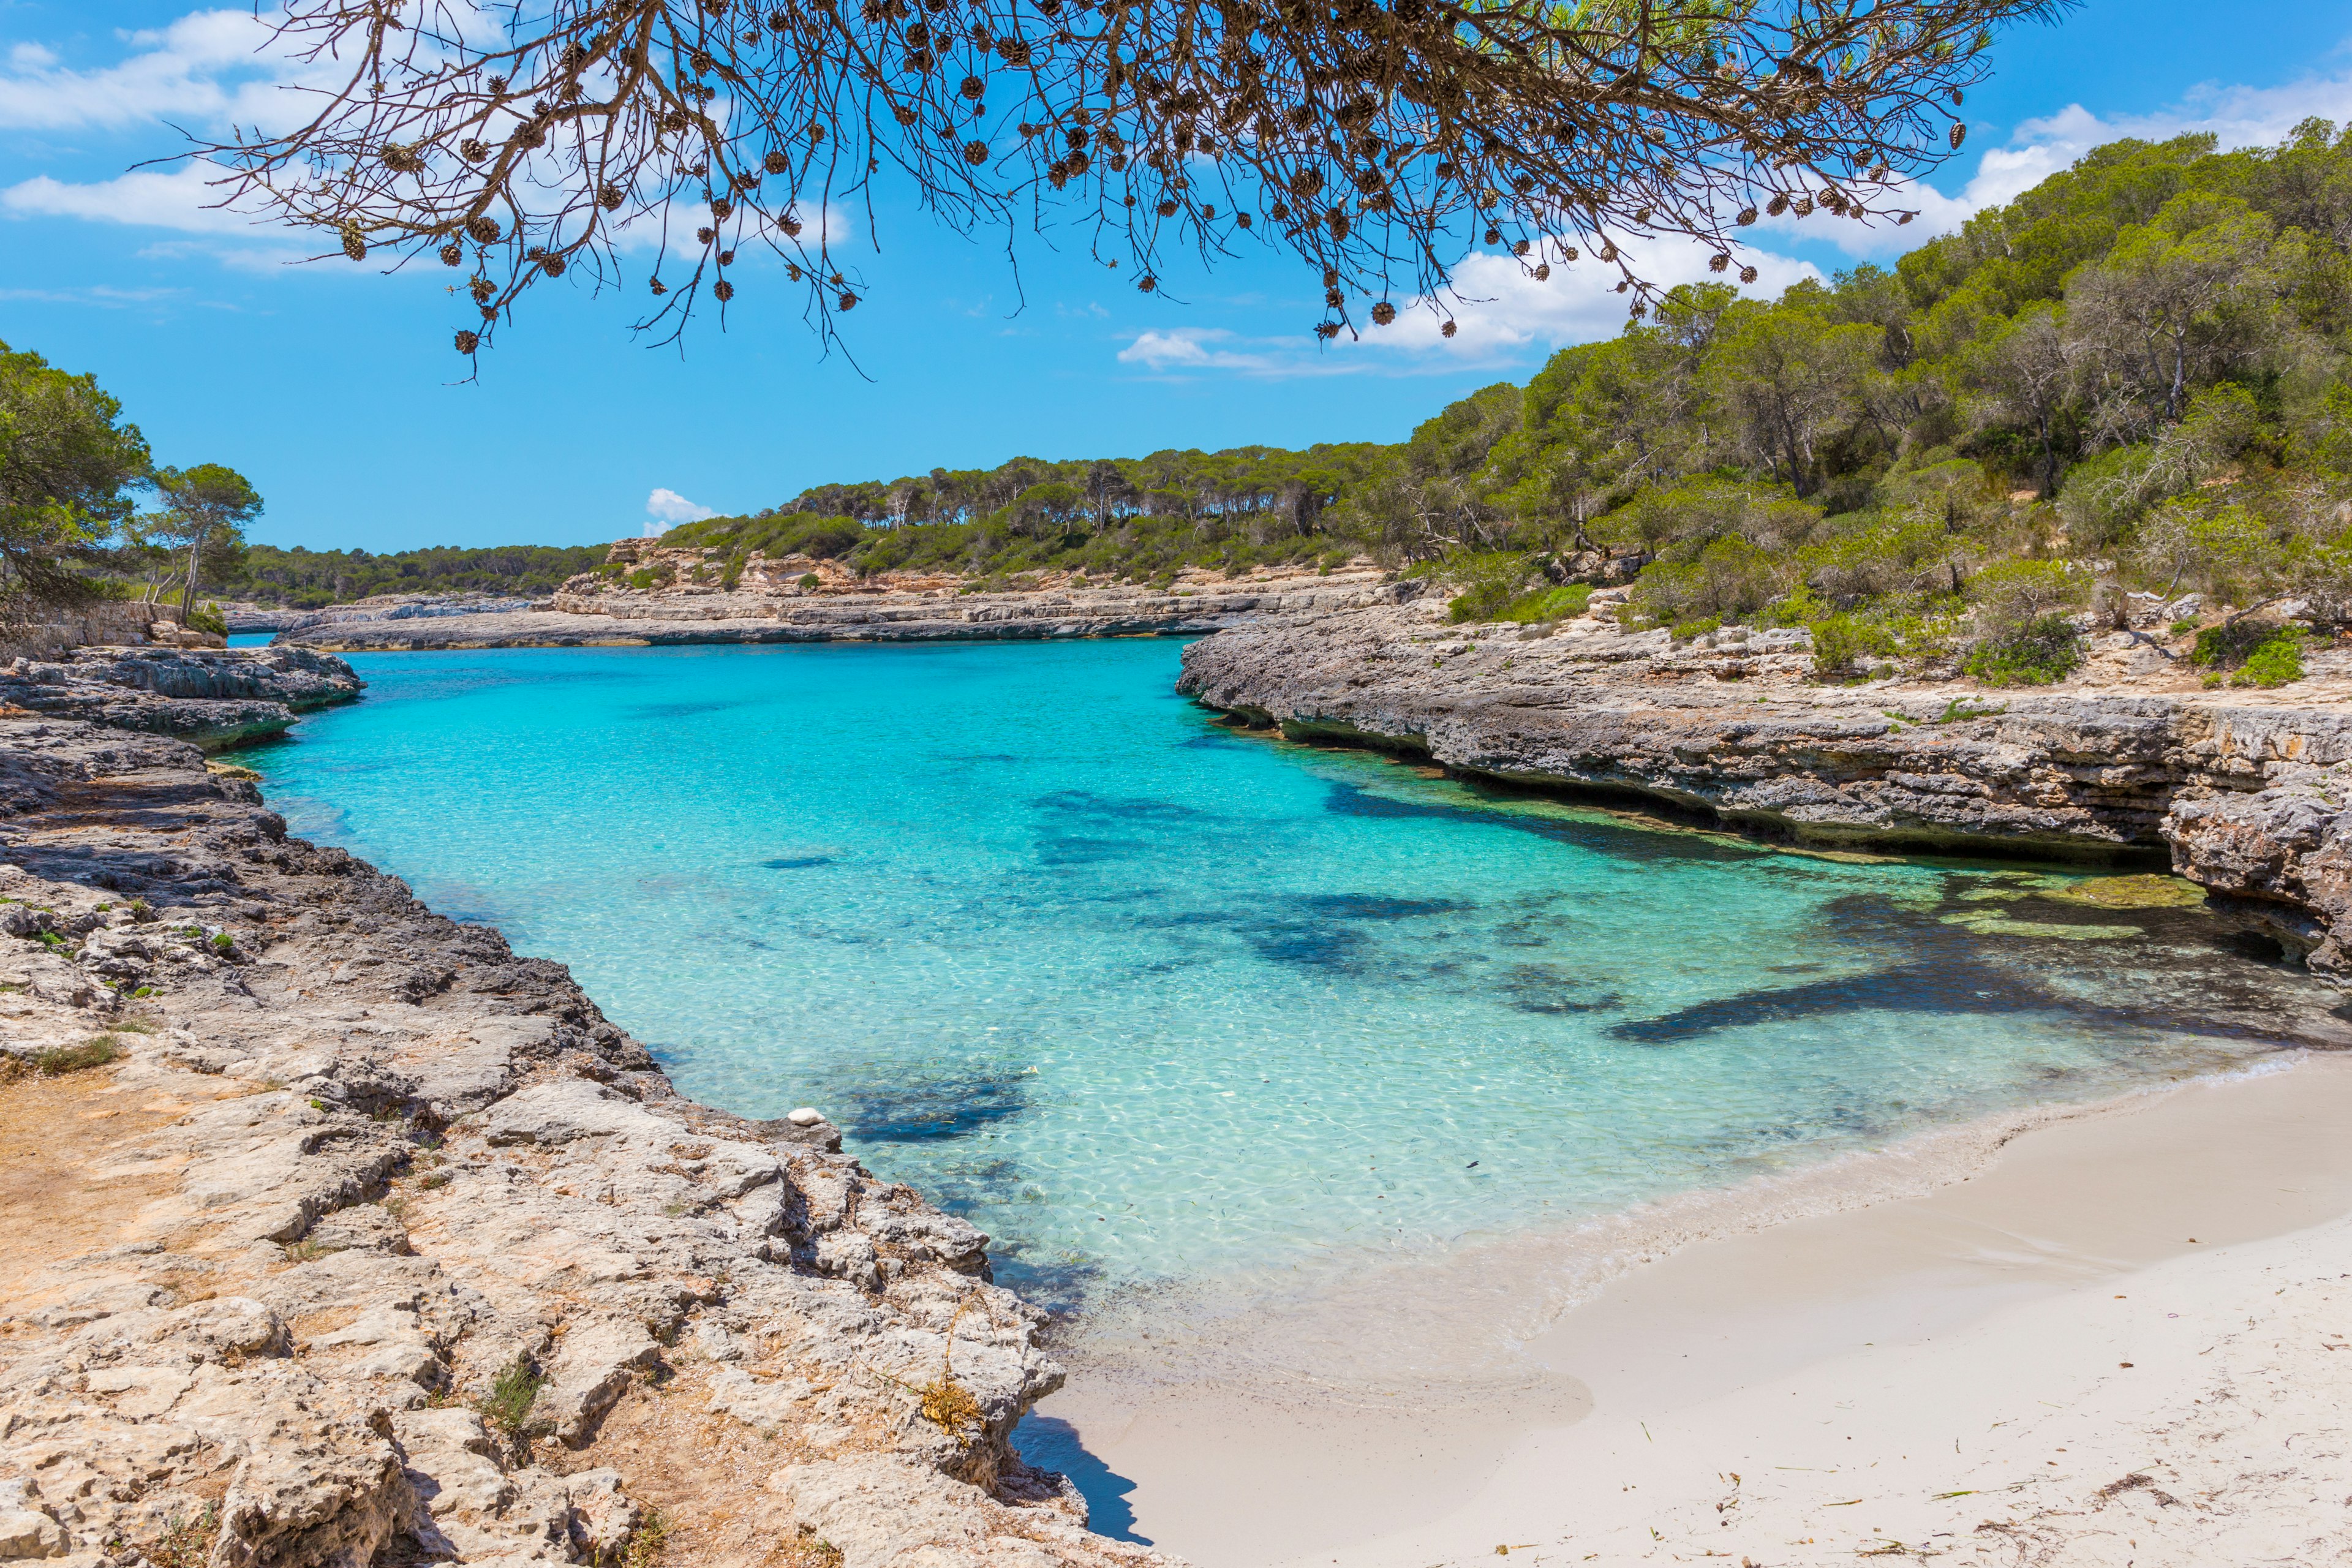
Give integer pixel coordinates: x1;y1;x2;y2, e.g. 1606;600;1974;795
0;338;261;627
665;125;2352;684
221;543;609;608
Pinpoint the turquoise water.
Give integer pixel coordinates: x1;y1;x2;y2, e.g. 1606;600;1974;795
227;639;2342;1309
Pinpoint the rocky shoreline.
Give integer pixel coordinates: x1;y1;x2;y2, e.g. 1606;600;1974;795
265;556;1404;653
17;603;2352;1566
0;662;1168;1567
1177;589;2352;982
1;647;364;750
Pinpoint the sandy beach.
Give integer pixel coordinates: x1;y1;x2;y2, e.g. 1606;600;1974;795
1030;1054;2352;1566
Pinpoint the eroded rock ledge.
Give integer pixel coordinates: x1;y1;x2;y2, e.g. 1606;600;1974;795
0;718;1168;1568
271;562;1406;652
0;648;364;750
1177;594;2352;981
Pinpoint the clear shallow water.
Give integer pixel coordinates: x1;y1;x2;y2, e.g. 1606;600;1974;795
227;639;2342;1310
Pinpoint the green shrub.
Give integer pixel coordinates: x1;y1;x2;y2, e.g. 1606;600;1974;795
1444;552;1537;623
2182;620;2295;682
140;1504;219;1568
1967;559;2086;625
1965;614;2084;686
1495;584;1591;624
185;602;228;636
1670;616;1722;642
625;1510;673;1568
1628;537;1793;628
798;573;821;590
2232;628;2307;687
1807;612;1898;678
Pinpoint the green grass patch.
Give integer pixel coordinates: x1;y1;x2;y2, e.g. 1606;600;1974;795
35;1036;124;1076
1496;584;1593;624
478;1355;546;1436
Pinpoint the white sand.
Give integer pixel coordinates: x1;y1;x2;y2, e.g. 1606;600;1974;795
1031;1055;2352;1566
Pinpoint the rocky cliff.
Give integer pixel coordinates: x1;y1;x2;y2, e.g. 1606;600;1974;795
1177;591;2352;981
0;647;364;750
273;554;1406;652
0;718;1167;1568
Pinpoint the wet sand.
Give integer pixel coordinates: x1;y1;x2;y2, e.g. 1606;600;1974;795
1028;1053;2352;1566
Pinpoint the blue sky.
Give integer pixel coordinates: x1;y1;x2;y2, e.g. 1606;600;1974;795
4;0;2350;551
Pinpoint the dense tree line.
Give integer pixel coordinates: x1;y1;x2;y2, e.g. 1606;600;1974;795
672;123;2352;685
224;544;611;608
660;443;1395;587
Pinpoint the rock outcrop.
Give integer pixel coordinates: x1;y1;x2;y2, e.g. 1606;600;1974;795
273;555;1407;652
0;717;1168;1568
0;647;364;748
1176;591;2352;978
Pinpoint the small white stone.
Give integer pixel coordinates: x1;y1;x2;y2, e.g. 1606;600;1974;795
786;1107;824;1128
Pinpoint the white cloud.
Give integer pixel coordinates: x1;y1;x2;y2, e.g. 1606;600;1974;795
1359;243;1821;362
4;164;257;233
0;9;313;133
1115;325;1389;380
646;488;717;530
0;283;181;307
1114;241;1822;382
1768;67;2352;260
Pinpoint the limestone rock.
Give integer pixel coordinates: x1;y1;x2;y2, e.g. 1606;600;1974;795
0;713;1173;1568
274;562;1409;652
0;647;360;748
1177;595;2352;978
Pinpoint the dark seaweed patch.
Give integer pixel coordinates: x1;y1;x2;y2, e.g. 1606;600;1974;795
632;698;753;721
761;856;835;870
1609;961;2041;1041
1295;894;1469;921
1034;789;1204;824
1036;836;1147;867
985;1251;1106;1318
1610;889;2352;1048
1030;790;1210;867
1153;889;1474;976
1322;779;1763;866
829;1067;1031;1144
1237;916;1371;973
1499;963;1623;1016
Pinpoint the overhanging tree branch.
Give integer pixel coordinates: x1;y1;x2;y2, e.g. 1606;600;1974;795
186;0;2067;360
